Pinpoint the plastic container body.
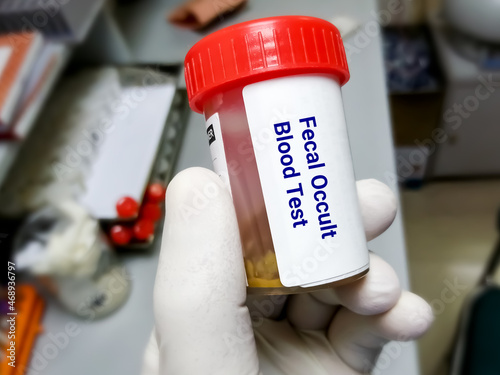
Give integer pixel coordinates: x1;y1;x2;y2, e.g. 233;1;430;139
185;16;370;294
203;73;369;294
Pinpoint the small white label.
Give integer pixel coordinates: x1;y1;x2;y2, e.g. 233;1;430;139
205;113;232;194
243;75;369;287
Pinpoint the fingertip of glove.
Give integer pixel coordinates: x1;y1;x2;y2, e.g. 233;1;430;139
356;179;398;241
335;253;401;316
397;291;434;340
378;290;434;341
167;167;223;200
165;168;233;221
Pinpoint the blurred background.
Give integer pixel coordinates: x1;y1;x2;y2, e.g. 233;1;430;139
0;0;499;374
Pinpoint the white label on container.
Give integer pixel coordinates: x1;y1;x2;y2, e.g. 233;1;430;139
205;113;232;195
243;75;369;287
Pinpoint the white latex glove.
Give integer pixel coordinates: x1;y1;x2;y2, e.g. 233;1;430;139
142;167;433;375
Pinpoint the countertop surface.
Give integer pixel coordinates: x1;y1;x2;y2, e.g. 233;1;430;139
32;1;419;375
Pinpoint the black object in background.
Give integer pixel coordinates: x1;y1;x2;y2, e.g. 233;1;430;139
383;26;443;94
450;209;500;375
382;26;445;147
0;219;23;285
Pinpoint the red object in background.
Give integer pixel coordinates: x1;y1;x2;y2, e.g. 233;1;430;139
145;183;166;203
133;219;155;240
116;196;139;218
110;225;133;245
140;202;162;222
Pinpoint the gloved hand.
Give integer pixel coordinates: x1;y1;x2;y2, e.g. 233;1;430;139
142;167;433;375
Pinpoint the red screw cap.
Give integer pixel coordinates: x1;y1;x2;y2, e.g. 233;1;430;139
184;16;350;113
116;196;139;218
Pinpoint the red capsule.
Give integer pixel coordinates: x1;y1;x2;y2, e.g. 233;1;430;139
145;183;166;203
116;196;139;218
110;225;133;245
133;219;155;241
140;203;162;222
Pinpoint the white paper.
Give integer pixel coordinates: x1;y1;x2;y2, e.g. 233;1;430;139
80;83;176;219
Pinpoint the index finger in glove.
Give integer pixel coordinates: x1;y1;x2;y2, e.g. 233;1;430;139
153;167;259;375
